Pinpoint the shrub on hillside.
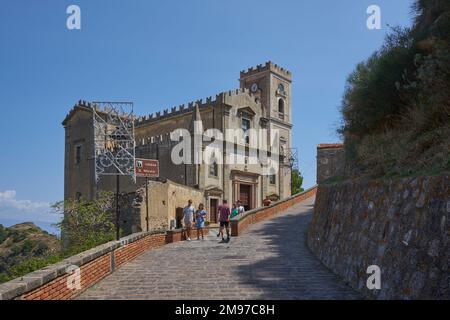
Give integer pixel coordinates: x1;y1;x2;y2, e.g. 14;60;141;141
340;27;416;141
339;0;450;178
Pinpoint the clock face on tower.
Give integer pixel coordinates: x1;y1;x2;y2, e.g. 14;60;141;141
250;83;258;93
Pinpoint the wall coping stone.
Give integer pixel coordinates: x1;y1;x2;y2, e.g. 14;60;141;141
231;185;318;222
119;229;165;245
166;228;182;234
0;282;27;300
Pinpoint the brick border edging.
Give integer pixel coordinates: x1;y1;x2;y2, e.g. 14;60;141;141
0;227;209;300
230;186;317;236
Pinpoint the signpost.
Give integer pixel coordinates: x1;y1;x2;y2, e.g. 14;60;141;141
135;158;159;231
135;158;159;178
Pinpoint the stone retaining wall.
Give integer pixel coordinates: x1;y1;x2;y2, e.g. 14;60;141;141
307;175;449;299
231;186;317;236
0;227;209;300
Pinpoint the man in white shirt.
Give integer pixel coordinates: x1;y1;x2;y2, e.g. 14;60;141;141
182;199;195;241
236;200;245;214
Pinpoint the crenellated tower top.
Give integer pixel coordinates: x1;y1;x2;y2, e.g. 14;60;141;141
240;61;292;81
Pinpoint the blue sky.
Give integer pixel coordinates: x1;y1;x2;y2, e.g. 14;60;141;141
0;0;414;231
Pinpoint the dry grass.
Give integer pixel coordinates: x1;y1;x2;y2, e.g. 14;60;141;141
347;113;450;179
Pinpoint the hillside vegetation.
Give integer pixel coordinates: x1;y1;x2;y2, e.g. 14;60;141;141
339;0;450;178
0;223;60;283
0;192;116;284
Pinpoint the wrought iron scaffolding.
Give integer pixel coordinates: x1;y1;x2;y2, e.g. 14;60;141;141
92;101;136;183
286;147;299;172
92;101;136;240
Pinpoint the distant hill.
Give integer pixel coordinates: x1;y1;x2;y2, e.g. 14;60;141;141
0;222;61;283
0;218;60;236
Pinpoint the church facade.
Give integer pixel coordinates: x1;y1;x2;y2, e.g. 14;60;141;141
62;61;293;223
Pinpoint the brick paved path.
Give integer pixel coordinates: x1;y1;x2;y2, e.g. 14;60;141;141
78;197;361;299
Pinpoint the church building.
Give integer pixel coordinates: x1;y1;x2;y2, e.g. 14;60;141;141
62;61;294;227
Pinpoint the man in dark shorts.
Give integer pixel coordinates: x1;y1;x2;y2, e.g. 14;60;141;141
218;199;231;242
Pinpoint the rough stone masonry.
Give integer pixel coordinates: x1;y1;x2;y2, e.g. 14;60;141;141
307;175;449;299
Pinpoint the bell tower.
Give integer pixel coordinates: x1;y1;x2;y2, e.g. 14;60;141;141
239;61;292;123
239;61;293;198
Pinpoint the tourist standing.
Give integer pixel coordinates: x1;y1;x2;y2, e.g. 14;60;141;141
195;203;207;240
231;203;239;219
218;199;231;242
236;200;245;214
182;199;195;241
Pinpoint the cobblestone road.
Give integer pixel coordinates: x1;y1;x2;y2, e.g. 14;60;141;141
78;197;361;299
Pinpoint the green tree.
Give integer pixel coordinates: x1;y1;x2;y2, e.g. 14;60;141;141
35;241;49;256
52;191;116;255
22;239;33;254
291;169;304;195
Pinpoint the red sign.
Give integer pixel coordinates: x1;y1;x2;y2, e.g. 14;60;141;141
135;158;159;178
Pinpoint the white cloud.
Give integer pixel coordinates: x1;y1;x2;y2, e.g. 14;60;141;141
0;190;57;223
0;190;49;211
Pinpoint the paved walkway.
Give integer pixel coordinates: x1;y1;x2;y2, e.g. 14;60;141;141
78;197;361;299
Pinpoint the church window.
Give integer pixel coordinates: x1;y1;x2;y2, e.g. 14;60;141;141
242;118;250;144
278;99;285;120
269;168;276;185
209;158;218;177
278;99;284;113
75;144;82;164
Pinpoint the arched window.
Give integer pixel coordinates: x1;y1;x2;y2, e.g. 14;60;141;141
209;158;218;177
278;99;284;114
278;99;285;120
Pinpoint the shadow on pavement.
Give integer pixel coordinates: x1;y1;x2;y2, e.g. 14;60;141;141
234;208;362;299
